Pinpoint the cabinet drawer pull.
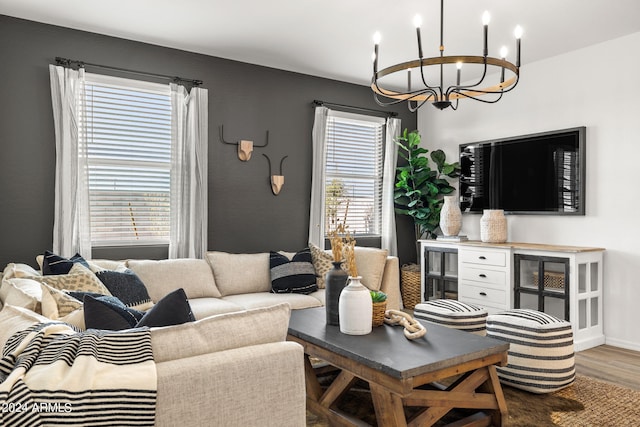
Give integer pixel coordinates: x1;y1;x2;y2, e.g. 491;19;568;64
479;274;487;278
478;256;487;260
479;292;487;296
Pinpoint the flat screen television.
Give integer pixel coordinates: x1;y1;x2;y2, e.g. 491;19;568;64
459;127;586;215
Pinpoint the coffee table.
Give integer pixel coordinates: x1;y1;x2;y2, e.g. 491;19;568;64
287;307;509;427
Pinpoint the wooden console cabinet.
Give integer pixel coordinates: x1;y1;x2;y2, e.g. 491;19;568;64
420;240;605;351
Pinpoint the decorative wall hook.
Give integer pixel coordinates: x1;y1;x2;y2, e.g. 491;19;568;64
219;125;269;161
263;154;288;195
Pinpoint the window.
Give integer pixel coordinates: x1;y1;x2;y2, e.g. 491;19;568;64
324;111;385;237
80;73;172;246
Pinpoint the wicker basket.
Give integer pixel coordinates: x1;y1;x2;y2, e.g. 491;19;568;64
372;301;387;327
401;264;421;310
532;271;565;289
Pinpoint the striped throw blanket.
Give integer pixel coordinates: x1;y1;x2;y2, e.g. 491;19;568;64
0;323;156;426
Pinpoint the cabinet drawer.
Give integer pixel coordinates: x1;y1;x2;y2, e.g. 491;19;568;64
459;283;507;306
460;250;506;267
460;267;506;286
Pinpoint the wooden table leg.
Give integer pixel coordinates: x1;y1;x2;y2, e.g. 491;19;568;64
370;383;407;427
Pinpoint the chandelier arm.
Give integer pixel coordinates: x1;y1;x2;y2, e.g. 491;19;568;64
445;58;490;97
418;60;442;99
408;95;434;113
454;72;519;98
373;74;437;101
451;89;504;104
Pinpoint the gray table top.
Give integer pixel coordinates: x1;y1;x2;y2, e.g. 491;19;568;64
288;307;509;379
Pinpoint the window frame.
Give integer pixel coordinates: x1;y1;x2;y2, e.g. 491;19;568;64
80;72;172;247
323;110;386;239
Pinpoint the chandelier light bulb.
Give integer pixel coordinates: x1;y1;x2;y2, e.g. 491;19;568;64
456;62;462;70
482;11;491;26
413;15;423;28
500;46;508;59
373;32;382;45
514;25;523;39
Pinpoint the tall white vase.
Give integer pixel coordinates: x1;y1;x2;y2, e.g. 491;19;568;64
480;209;507;243
338;276;372;335
439;195;462;236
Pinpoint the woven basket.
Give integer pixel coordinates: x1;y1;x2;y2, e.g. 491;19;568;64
372;301;387;327
533;271;565;289
401;264;421;310
480;209;507;243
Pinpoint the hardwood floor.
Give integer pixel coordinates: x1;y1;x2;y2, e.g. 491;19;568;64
575;344;640;390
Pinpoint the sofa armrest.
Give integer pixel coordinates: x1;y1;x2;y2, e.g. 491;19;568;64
380;256;400;311
155;341;305;427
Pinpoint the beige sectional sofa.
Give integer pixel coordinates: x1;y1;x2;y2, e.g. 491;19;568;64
0;247;400;426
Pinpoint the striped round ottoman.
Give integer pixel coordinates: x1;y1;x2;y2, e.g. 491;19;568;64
414;299;488;335
486;309;575;393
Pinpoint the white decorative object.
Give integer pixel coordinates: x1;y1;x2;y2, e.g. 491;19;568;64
480;209;507;243
439;195;462;236
338;276;372;335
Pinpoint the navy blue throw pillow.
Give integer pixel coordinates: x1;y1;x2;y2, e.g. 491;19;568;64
42;250;89;275
136;288;195;328
95;269;153;310
269;248;318;295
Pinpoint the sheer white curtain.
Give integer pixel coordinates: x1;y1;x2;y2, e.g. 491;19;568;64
308;106;329;248
49;65;92;258
169;84;209;259
381;118;401;256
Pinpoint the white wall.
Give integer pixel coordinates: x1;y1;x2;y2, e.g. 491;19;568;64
418;32;640;351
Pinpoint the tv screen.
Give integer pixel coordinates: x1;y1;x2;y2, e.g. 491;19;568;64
459;127;585;215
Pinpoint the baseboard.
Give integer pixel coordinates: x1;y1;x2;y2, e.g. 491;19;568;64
575;336;605;352
604;337;640;353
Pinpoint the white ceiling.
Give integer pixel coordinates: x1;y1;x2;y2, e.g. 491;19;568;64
2;0;640;86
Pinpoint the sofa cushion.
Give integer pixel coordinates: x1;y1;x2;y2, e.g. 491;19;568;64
127;259;222;302
269;248;317;294
42;250;90;275
0;278;43;312
93;266;154;311
187;298;245;320
353;247;388;291
150;303;291;363
206;252;271;296
0;305;50;350
222;293;322;310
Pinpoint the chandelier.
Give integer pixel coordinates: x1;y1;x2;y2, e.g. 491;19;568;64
371;0;522;111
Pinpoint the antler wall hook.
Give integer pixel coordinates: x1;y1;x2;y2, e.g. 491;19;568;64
263;154;288;195
219;125;269;161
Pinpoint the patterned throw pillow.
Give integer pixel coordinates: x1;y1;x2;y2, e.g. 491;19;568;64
269;248;318;294
309;243;335;289
40;283;83;318
31;263;112;296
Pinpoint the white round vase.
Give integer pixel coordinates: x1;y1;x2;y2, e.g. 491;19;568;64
338;276;372;335
480;209;507;243
439;195;462;236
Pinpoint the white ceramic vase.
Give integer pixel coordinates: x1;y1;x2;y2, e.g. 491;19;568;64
480;209;507;243
439;195;462;236
338;276;372;335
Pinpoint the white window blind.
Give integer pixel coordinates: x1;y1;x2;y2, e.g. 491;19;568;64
324;111;385;237
81;73;172;246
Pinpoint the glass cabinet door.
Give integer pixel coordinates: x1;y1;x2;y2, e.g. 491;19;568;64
514;254;570;320
424;247;458;301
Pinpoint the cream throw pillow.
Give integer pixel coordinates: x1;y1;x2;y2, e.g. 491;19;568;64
0;278;43;312
309;243;334;289
205;252;271;296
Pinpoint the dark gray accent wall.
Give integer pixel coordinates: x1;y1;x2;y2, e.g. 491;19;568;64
0;15;417;268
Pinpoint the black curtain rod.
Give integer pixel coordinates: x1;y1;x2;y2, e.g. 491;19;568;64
312;100;398;118
54;57;203;87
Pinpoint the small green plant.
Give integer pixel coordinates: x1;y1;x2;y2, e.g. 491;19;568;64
370;290;387;303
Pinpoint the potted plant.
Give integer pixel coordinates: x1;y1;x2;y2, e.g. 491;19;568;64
370;290;387;327
394;129;461;308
